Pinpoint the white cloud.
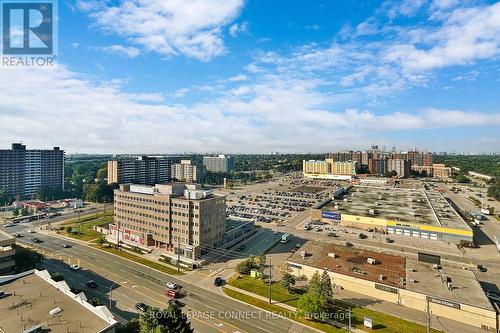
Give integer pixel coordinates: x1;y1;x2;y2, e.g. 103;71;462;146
172;88;189;98
228;74;247;82
229;21;249;37
101;44;140;58
78;0;244;61
0;67;498;154
383;2;500;71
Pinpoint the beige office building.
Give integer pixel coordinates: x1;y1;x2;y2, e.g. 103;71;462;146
303;158;358;177
113;183;226;261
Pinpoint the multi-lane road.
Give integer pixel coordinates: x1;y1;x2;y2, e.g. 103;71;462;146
4;221;316;333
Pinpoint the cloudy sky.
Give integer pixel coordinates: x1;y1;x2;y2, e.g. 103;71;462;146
1;0;500;154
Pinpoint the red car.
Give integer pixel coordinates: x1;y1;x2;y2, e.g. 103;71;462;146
165;289;178;299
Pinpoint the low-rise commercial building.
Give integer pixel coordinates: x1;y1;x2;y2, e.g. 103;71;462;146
0;269;118;332
113;183;226;262
287;241;497;332
0;230;15;275
312;185;473;244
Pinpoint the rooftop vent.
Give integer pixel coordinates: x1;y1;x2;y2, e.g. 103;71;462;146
49;307;63;317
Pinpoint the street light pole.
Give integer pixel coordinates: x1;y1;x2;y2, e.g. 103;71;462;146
109;282;117;309
268;257;272;304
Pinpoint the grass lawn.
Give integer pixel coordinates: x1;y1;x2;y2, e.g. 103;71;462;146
93;244;183;276
57;211;113;241
223;288;345;333
228;275;441;333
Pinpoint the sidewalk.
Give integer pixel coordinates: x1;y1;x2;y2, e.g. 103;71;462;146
223;284;365;333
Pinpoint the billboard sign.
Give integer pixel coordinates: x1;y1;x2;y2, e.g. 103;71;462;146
322;211;341;220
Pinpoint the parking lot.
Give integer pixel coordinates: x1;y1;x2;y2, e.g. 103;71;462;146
223;176;349;225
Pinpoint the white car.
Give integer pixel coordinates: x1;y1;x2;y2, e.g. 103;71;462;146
28;229;36;233
272;230;279;235
70;264;81;271
166;282;178;289
3;223;14;227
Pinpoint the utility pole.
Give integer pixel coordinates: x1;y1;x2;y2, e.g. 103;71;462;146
109;282;116;309
427;302;431;333
348;307;351;333
268;257;272;304
177;237;181;272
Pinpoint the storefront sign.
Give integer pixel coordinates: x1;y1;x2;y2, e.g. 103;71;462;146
375;283;398;294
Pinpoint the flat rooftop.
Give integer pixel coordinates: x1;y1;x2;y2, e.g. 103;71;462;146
323;185;470;231
407;259;494;310
0;230;14;243
288;241;406;288
0;271;115;333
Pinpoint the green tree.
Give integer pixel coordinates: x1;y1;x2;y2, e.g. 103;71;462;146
96;235;106;246
307;271;322;296
12;207;19;216
280;271;296;292
139;305;193;333
20;207;29;216
66;226;73;233
50;272;64;282
236;256;260;275
90;297;103;306
96;167;108;181
116;319;140;333
319;271;334;303
297;293;328;322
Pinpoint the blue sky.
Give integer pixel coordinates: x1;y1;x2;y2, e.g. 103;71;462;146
1;0;499;153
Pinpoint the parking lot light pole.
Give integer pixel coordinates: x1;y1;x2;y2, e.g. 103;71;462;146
268;257;272;304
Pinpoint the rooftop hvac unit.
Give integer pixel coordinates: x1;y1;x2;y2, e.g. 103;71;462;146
22;325;42;333
367;258;377;265
378;195;383;200
49;307;63;317
334;205;340;210
409;279;417;283
378;274;385;281
0;290;4;298
408;268;416;272
300;251;307;258
368;209;375;216
328;253;337;258
343;198;348;202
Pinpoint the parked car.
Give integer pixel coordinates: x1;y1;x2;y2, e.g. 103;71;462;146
135;303;149;312
385;237;394;243
86;280;97;288
63;243;72;248
272;230;279;235
70;264;81;271
28;229;36;233
31;238;41;243
3;223;14;228
477;264;487;272
358;233;368;239
237;244;246;251
214;276;224;287
166;281;179;289
326;232;337;237
345;242;353;247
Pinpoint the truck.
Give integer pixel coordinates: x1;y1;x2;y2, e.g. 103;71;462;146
280;233;291;244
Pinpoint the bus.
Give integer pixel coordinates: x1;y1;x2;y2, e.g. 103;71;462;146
280;233;291;244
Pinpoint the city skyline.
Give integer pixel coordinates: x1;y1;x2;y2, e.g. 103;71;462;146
1;0;499;153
